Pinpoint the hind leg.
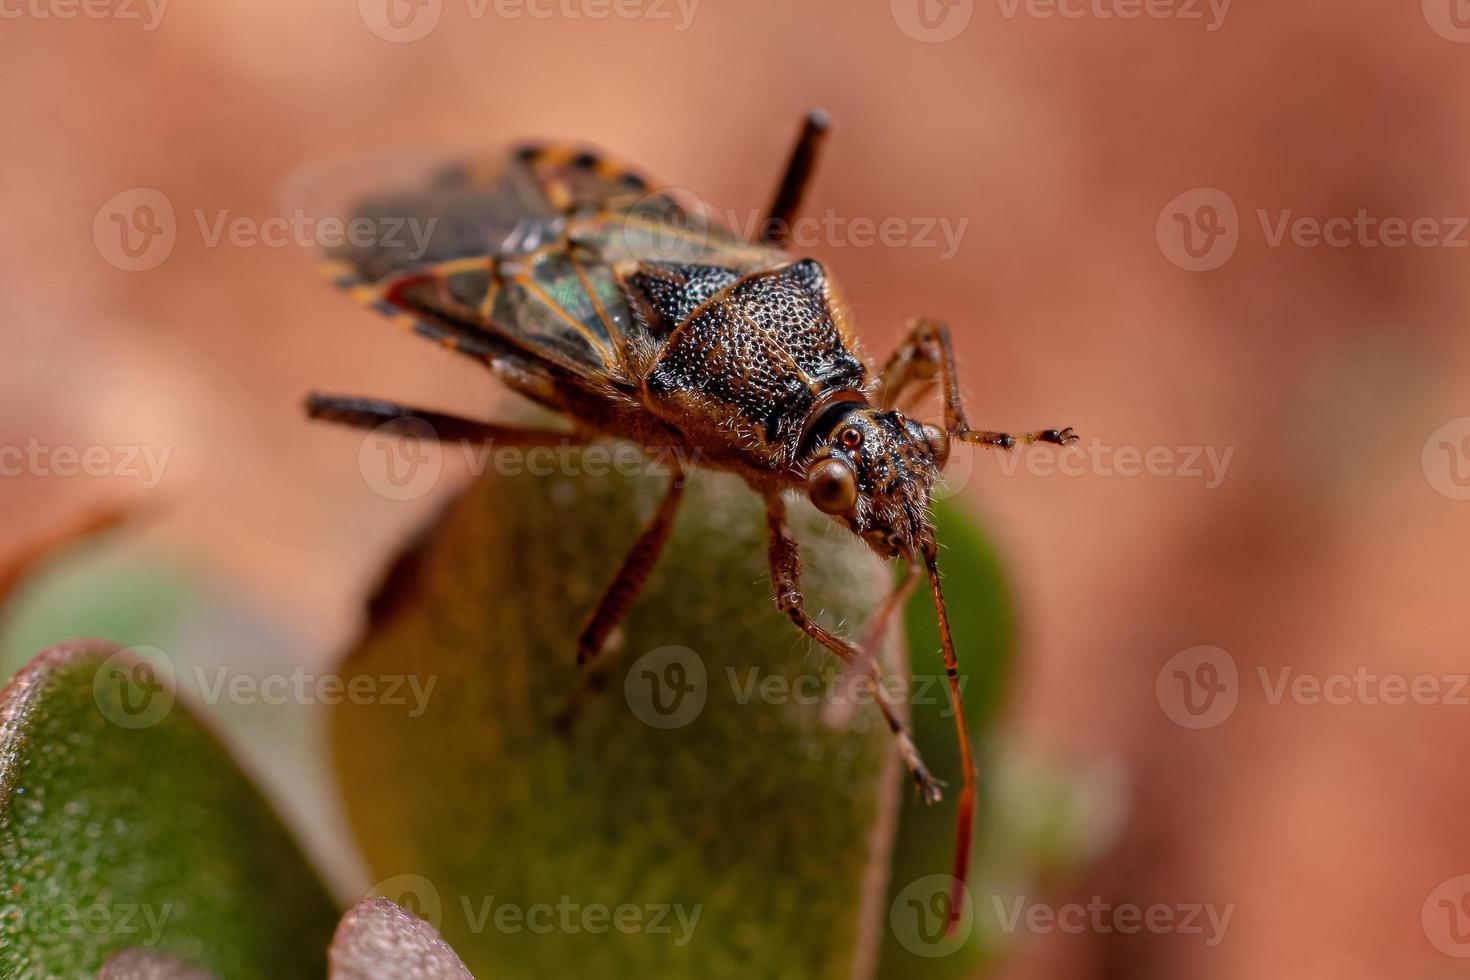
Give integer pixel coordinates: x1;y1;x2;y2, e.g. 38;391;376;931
305;394;587;445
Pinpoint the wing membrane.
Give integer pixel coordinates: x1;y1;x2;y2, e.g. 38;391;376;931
302;143;784;384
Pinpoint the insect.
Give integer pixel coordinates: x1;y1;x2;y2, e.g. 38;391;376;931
305;111;1078;925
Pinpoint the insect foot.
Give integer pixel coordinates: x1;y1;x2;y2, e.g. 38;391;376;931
1027;427;1081;447
575;635;602;666
961;427;1082;451
898;731;945;805
552;651;617;737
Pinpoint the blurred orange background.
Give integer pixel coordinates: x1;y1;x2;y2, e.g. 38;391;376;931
4;1;1470;976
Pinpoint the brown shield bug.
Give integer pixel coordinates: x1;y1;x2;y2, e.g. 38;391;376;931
305;110;1079;927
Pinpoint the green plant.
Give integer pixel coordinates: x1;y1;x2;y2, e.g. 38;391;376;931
0;460;1116;977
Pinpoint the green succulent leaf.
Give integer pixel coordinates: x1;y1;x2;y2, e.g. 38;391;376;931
0;558;199;683
331;463;901;979
0;641;339;979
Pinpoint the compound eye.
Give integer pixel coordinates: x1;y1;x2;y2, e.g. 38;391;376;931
921;424;950;468
806;457;858;515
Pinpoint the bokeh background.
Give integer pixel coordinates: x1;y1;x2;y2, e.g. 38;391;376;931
4;1;1470;976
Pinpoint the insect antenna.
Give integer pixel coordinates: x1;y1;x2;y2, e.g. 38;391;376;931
761;109;831;248
922;545;975;934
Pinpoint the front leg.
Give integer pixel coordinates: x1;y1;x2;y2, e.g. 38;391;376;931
764;495;942;805
875;319;1079;451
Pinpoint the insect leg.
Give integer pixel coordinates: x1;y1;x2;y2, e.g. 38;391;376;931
875;319;1079;453
920;540;977;933
575;457;688;666
764;495;942;805
305;394;587;446
860;559;922;672
553;459;688;732
761;110;831;248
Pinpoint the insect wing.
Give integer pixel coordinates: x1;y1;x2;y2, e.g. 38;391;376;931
296;144;784;383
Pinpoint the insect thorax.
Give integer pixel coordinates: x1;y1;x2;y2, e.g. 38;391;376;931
626;258;870;473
